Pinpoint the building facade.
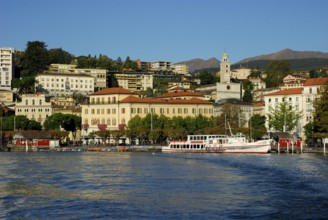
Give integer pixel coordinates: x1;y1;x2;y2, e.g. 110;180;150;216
15;94;53;125
35;73;95;96
48;64;107;90
114;73;153;92
0;89;14;103
171;64;189;75
263;77;328;139
0;48;15;90
81;88;213;135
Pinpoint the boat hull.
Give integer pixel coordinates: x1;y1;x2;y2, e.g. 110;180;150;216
162;140;272;154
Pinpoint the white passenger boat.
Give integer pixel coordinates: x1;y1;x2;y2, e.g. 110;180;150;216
162;134;272;154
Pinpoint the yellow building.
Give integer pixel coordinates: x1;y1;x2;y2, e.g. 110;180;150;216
81;88;213;135
0;89;14;103
15;94;52;125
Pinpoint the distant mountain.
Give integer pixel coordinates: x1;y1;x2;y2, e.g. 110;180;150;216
237;48;328;64
176;57;220;73
232;58;328;71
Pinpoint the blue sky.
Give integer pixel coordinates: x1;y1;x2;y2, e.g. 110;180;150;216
1;0;327;63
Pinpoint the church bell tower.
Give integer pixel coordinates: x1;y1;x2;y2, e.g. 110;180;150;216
219;51;231;83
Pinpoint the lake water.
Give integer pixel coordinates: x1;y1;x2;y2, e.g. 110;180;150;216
0;152;328;219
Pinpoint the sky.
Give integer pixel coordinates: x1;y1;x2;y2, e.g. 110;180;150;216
1;0;328;64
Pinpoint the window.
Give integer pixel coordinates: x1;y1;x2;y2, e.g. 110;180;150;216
112;109;116;114
107;119;111;125
97;109;100;114
25;100;28;105
107;109;110;114
91;109;95;114
39;100;42;105
121;108;125;114
178;108;182;114
160;108;164;114
32;100;35;105
137;108;142;114
108;97;111;104
144;108;148;114
184;108;188;114
268;98;271;103
112;119;116;126
131;108;136;114
192;108;196;114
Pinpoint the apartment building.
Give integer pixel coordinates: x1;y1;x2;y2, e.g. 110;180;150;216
81;88;213;135
35;73;95;96
0;48;15;90
151;61;171;72
15;94;53;125
114;73;153;92
171;64;189;75
48;64;107;90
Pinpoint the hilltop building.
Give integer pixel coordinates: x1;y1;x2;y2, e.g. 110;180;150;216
48;64;107;90
216;51;242;102
35;72;95;97
112;72;153;92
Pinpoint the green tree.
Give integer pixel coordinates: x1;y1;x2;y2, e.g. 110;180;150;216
264;60;291;88
216;104;244;134
48;48;74;64
248;68;262;78
21;41;49;77
313;83;328;138
303;121;314;141
108;73;119;87
242;79;254;102
267;100;302;132
12;77;36;94
249;114;267;140
197;71;218;85
2;115;42;131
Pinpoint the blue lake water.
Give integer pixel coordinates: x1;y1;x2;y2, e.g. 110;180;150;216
0;152;328;219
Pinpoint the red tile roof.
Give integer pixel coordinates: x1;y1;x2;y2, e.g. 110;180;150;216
90;87;134;96
303;77;328;86
120;96;212;105
158;90;203;98
264;88;303;96
254;101;265;107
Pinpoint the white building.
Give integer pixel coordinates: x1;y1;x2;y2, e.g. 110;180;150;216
49;64;107;90
216;51;242;102
15;94;53;125
35;73;95;97
0;48;15;90
263;77;328;139
248;77;266;91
